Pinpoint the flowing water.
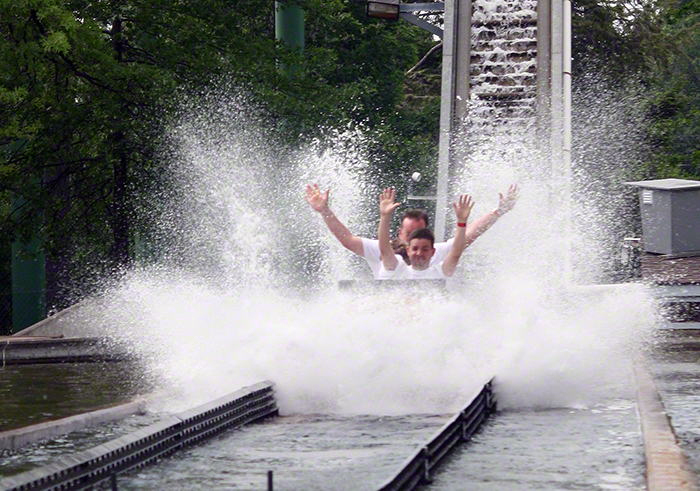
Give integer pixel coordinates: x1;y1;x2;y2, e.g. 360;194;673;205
0;411;160;478
115;414;450;491
430;402;646;491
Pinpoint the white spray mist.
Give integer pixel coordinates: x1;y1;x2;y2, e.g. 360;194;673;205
89;81;658;415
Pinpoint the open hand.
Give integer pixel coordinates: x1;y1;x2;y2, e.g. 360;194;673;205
305;183;329;213
452;194;475;223
379;188;400;216
497;184;519;215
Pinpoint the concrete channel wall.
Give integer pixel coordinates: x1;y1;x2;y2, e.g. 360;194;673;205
635;363;699;491
0;400;146;450
0;336;128;365
2;300;130;365
12;301;100;338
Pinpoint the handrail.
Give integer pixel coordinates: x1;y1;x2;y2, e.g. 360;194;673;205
376;379;496;491
1;381;278;491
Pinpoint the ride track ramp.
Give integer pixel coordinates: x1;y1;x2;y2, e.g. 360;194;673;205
0;381;278;491
1;379;497;491
376;379;496;491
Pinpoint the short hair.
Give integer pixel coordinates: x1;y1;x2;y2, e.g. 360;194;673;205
407;227;435;248
401;209;429;228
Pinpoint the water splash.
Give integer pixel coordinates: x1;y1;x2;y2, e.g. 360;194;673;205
71;84;658;416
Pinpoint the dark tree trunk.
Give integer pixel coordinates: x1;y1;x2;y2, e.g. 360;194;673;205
45;161;72;311
110;17;130;269
112;137;130;268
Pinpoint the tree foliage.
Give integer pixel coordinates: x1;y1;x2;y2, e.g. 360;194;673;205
2;0;697;303
571;0;700;181
644;0;700;178
0;0;436;292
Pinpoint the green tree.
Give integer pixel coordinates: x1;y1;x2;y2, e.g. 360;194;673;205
570;0;700;181
572;0;643;78
644;0;700;179
0;0;438;300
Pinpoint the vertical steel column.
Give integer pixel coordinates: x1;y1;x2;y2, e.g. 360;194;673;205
436;0;470;242
548;0;572;283
562;0;572;284
435;0;457;242
550;0;563;175
275;2;305;74
450;0;472;232
563;1;572;168
454;0;472;123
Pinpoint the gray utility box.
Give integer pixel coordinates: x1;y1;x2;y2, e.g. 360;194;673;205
626;178;700;255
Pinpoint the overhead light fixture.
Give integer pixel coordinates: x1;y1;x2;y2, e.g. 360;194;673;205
367;0;400;20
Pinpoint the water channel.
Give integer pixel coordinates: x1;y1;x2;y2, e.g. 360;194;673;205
3;342;688;490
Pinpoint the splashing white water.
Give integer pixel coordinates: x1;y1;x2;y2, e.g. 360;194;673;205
83;86;658;416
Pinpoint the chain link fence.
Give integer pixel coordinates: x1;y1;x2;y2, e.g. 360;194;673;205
1;239;10;335
0;289;11;335
0;288;53;336
0;290;53;336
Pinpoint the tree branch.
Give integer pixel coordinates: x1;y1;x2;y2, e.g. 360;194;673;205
406;42;442;76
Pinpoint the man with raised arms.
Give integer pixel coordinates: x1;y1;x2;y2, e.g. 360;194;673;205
377;188;475;279
305;184;451;278
304;183;519;278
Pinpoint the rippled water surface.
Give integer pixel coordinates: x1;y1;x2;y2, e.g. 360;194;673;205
430;402;644;491
107;398;645;491
14;332;700;490
0;412;161;479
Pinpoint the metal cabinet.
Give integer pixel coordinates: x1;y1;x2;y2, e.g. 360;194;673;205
626;178;700;255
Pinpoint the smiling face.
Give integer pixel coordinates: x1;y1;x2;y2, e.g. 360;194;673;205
398;217;427;243
407;238;435;270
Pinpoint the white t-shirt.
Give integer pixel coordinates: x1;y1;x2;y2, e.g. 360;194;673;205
361;238;454;279
377;260;448;280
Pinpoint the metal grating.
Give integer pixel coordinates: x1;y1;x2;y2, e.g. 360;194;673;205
376;379;496;491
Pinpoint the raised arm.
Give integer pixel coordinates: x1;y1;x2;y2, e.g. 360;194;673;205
462;184;519;249
442;194;475;276
305;184;364;256
378;188;401;271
